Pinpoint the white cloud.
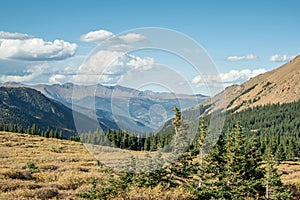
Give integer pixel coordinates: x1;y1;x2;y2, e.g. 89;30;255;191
220;68;266;83
75;50;126;84
49;74;67;84
80;30;146;45
63;66;78;75
0;31;77;61
75;50;155;84
126;56;154;70
226;54;257;61
80;50;126;73
269;54;295;62
0;64;49;83
118;33;146;43
192;68;266;86
0;30;32;40
80;29;113;42
191;75;202;84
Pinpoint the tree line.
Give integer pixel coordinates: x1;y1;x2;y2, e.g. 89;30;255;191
80;100;300;162
0;120;64;140
80;129;173;151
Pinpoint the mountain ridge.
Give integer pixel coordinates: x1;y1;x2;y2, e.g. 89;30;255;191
0;87;78;138
201;55;300;113
0;82;207;133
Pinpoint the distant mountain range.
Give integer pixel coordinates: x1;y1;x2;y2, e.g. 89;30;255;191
0;82;206;133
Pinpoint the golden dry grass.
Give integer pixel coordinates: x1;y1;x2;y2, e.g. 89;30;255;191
1;131;299;199
277;161;300;185
0;131;183;200
0;131;103;199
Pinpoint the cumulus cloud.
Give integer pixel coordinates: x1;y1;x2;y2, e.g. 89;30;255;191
75;50;155;84
75;50;126;84
0;64;49;83
80;29;146;45
80;29;113;42
0;30;32;40
226;54;257;61
49;74;67;84
126;56;154;70
192;68;266;86
269;54;295;62
118;33;146;43
0;31;77;61
220;68;266;83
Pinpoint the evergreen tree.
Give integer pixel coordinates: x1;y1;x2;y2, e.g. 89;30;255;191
31;124;39;135
171;105;189;154
195;123;291;199
45;127;50;138
265;151;292;199
53;129;58;139
59;130;63;139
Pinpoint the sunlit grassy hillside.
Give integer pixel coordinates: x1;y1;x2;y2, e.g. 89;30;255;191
1;131;300;199
0;131;102;199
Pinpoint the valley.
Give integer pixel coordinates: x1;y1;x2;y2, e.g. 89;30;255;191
0;55;300;199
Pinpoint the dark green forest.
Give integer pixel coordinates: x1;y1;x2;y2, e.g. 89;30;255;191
224;101;300;161
0;121;64;140
80;101;300;161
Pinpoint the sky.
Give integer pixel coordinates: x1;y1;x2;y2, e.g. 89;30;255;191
0;0;299;96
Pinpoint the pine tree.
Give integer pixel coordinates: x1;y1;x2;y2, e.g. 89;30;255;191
59;131;63;139
172;105;182;135
53;129;58;139
31;124;39;135
171;105;189;154
49;130;53;138
17;125;24;133
275;143;286;161
196;123;278;199
198;118;207;165
44;127;50;138
265;151;292;199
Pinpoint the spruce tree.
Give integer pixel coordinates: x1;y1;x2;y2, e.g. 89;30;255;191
265;151;292;199
59;131;63;139
171;105;189;154
195;123;291;199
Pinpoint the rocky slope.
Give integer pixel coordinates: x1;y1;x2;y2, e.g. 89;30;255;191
202;55;300;113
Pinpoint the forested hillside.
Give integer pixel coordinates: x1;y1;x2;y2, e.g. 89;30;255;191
223;101;300;160
0;87;79;138
81;101;300;162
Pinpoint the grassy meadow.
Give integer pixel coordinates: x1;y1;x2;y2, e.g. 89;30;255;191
0;131;300;199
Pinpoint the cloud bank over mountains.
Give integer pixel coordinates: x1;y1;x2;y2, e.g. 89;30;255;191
0;29;294;95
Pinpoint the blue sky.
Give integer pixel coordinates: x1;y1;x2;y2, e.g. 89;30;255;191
0;0;299;95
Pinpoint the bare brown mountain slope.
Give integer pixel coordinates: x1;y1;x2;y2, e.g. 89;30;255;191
203;55;300;113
